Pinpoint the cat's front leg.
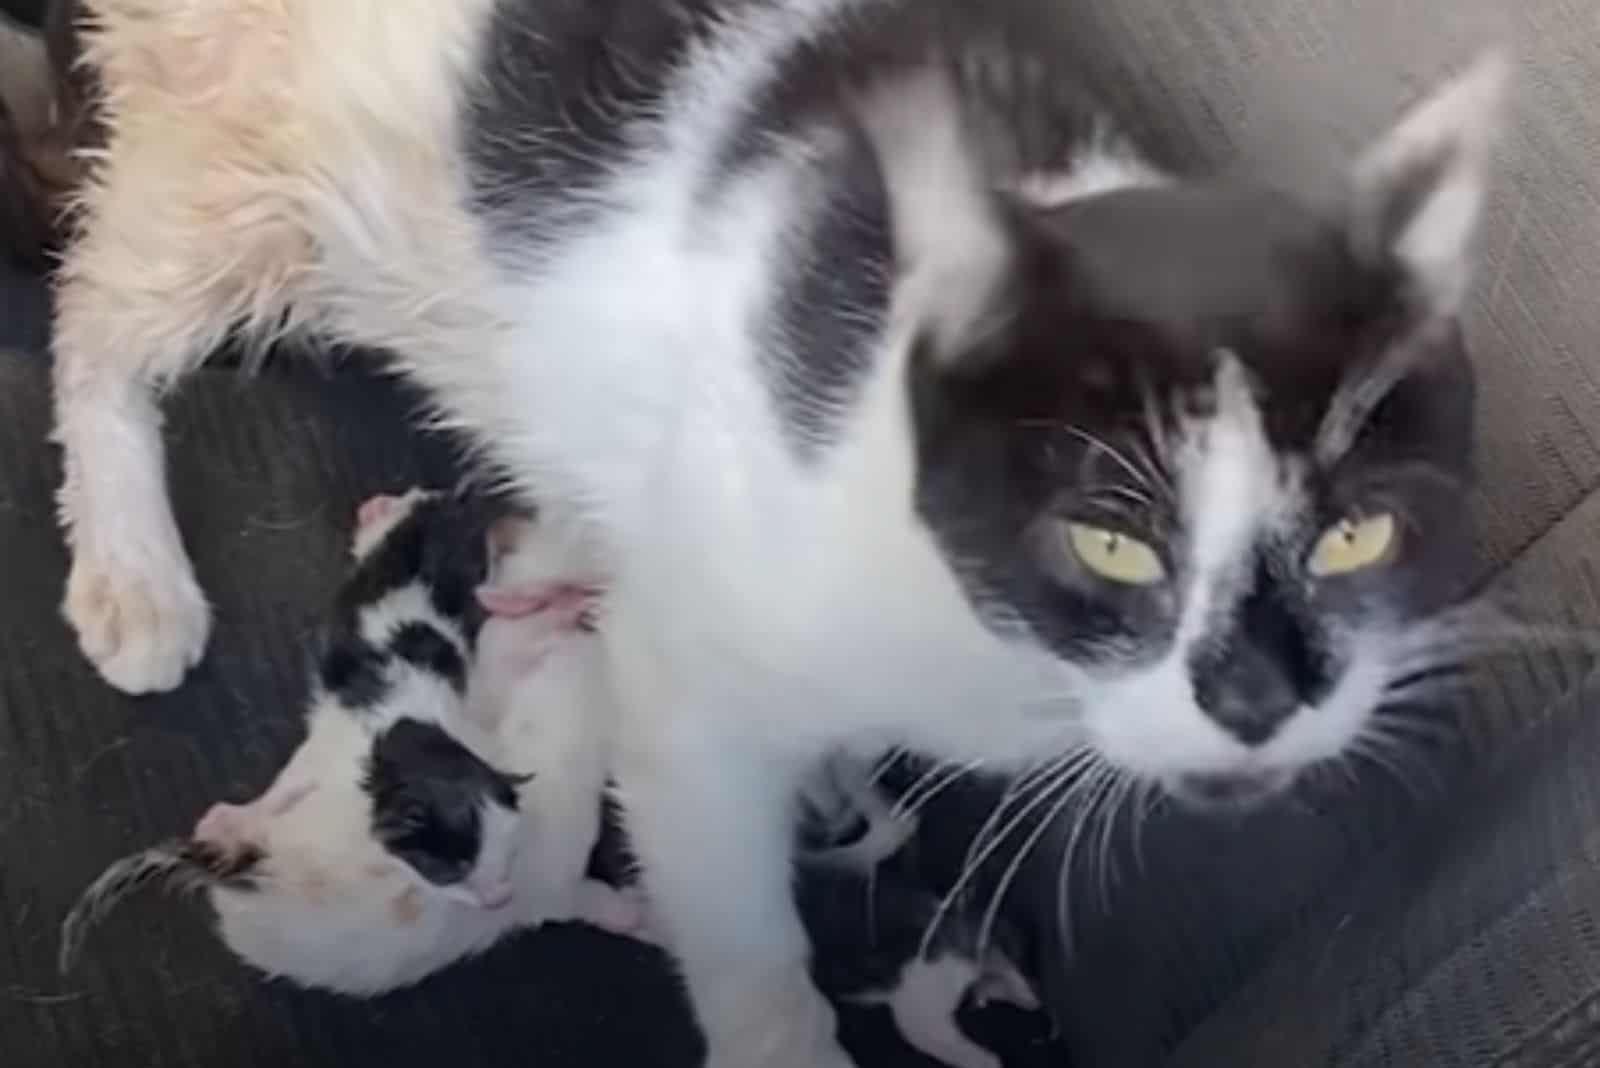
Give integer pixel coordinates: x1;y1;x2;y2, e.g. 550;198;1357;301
618;737;856;1068
51;125;303;693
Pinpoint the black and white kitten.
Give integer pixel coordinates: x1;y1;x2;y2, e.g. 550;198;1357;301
798;865;1039;1068
45;1;1508;1062
62;489;639;994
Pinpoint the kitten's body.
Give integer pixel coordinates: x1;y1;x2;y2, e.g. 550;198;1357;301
39;1;1506;1062
101;489;639;994
798;863;1039;1068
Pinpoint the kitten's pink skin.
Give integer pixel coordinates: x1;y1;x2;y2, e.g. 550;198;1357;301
475;582;600;625
356;494;407;531
194;781;317;856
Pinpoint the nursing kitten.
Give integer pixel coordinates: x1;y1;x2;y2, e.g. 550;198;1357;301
37;1;1508;1061
63;489;640;993
799;866;1039;1068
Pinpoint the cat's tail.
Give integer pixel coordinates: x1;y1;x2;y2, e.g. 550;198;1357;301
58;838;260;975
0;5;85;273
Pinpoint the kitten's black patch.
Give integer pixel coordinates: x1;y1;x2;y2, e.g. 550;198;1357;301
464;0;730;258
363;719;525;887
335;492;493;643
389;621;468;694
318;636;392;710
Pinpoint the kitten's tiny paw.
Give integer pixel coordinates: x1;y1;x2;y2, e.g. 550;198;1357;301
64;554;210;694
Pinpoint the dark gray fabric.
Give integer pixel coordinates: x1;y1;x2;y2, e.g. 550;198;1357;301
1169;669;1600;1068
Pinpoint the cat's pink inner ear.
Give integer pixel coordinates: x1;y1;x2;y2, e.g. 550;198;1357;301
357;494;404;530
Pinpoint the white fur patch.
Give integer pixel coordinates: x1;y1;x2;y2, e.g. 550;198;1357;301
1351;50;1510;312
1014;141;1167;209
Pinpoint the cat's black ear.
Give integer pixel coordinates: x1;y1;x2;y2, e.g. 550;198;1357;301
858;69;1020;366
1345;51;1510;317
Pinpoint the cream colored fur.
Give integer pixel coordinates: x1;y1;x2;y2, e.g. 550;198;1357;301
53;0;501;692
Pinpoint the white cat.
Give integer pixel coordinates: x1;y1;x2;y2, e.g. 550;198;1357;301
40;1;1507;1063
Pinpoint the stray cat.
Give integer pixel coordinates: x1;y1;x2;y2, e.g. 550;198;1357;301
31;0;1508;1060
62;489;639;994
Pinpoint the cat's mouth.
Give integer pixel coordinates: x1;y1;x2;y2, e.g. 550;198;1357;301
1166;768;1296;813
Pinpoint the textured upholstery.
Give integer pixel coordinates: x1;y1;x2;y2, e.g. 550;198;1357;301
3;1;1600;1066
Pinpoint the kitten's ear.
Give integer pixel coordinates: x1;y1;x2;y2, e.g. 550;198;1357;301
858;69;1018;364
1346;51;1511;316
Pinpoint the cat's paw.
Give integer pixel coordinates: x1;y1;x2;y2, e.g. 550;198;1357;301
63;553;210;694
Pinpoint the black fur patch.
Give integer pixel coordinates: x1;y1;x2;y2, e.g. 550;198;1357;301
318;636;392;711
389;621;468;693
1188;556;1333;745
762;128;890;454
334;492;493;642
463;0;729;258
363;720;525;888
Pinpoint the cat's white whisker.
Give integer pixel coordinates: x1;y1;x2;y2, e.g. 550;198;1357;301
923;754;1095;960
1053;762;1121;956
974;762;1109;960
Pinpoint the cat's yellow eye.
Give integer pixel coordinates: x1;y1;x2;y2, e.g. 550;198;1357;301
1065;523;1166;586
1308;513;1397;578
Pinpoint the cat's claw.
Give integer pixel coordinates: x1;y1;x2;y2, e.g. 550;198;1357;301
63;554;210;694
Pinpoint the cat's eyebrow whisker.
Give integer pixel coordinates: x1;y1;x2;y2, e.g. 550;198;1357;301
1024;421;1171;501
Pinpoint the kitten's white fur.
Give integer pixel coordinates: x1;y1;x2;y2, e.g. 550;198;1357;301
48;3;1505;1061
198;506;634;994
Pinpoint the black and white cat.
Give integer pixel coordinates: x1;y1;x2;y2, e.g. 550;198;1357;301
41;1;1507;1063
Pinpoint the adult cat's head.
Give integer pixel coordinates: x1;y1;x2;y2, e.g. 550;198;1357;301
887;55;1507;808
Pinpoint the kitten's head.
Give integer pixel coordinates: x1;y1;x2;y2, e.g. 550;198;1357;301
171;714;527;992
341;488;502;641
889;56;1507;806
363;718;526;909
